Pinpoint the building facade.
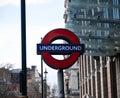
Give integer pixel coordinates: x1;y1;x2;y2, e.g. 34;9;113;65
64;0;120;98
78;55;120;98
64;63;80;98
0;65;42;98
26;65;41;98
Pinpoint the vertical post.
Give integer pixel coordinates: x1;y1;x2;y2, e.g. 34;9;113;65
57;69;65;98
44;69;48;98
41;55;44;98
21;0;27;97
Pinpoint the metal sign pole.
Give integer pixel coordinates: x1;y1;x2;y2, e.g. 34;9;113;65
41;55;44;98
57;69;65;98
20;0;27;98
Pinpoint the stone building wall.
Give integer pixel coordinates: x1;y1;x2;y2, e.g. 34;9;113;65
79;54;120;98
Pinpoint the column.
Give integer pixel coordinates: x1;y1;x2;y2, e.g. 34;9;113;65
100;57;108;98
90;56;96;97
83;55;86;95
115;54;120;97
79;55;84;98
95;58;101;98
84;56;88;94
107;57;117;98
86;56;91;95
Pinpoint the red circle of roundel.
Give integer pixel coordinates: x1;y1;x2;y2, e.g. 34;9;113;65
41;28;80;69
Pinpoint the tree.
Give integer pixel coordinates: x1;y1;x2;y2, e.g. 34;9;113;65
0;63;13;98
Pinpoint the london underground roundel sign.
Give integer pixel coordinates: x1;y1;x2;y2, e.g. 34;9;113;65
37;28;84;69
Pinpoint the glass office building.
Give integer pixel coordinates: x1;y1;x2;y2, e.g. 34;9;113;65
64;0;120;56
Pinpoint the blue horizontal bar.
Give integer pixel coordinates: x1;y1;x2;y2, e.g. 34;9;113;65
37;44;85;55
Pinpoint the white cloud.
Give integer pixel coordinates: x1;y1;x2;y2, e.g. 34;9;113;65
0;0;51;6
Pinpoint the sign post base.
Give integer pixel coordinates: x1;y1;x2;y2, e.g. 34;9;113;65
57;69;65;98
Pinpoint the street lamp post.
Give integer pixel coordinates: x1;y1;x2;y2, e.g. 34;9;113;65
40;37;44;98
44;69;48;98
41;55;44;98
